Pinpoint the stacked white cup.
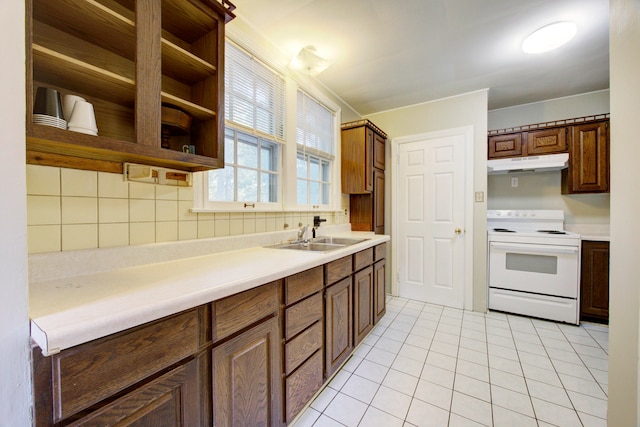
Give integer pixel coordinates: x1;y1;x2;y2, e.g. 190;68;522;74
63;94;98;136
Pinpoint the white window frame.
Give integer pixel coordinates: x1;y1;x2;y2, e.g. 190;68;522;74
294;89;337;210
194;37;342;214
194;40;285;212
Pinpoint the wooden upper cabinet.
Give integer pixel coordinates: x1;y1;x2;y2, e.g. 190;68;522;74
373;131;386;170
341;119;387;194
488;133;523;159
26;0;235;173
341;125;372;193
562;121;609;194
525;127;568;155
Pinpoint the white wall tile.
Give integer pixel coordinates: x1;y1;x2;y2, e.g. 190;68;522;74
129;182;155;199
61;197;97;224
255;217;267;233
156;200;178;222
156;186;178;201
130;222;155;245
215;218;230;237
179;221;197;241
99;198;129;223
197;220;215;238
27;195;60;225
178;200;197;221
28;225;61;253
99;223;129;248
98;172;128;198
129;199;155;222
243;217;256;234
61;169;97;197
27;165;60;195
230;218;243;235
62;224;98;251
156;221;178;242
178;187;193;201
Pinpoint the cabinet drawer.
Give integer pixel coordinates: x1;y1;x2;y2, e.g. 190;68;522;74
525;127;568;154
285;266;323;306
326;255;352;285
285;350;323;423
488;133;523;159
354;248;374;271
286;292;323;340
375;243;386;262
49;307;204;421
213;280;279;341
68;354;206;426
285;321;323;375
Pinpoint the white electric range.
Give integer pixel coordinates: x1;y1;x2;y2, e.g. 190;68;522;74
487;210;581;324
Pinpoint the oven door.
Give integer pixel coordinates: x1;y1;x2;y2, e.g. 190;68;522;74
489;242;579;298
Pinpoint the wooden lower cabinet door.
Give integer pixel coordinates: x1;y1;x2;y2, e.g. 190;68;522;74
212;316;282;427
580;241;610;322
325;277;353;377
68;355;208;426
353;266;374;346
373;259;387;324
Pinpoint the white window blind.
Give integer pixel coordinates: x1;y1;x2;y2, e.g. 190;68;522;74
296;90;334;157
225;42;285;140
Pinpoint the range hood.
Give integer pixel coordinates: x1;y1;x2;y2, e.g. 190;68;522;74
487;153;569;175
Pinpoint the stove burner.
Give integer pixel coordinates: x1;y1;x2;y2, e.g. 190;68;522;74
537;230;567;235
493;228;515;233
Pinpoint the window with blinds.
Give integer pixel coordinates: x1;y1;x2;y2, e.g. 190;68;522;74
225;42;285;140
296;90;335;206
206;42;285;208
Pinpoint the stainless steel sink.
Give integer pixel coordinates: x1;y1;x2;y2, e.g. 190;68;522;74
311;237;368;246
267;237;369;252
269;242;345;252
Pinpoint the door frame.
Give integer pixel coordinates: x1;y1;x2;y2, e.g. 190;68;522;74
391;126;475;310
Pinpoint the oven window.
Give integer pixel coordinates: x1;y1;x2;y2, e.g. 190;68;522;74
506;253;558;275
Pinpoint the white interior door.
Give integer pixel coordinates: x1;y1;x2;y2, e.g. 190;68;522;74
395;130;467;308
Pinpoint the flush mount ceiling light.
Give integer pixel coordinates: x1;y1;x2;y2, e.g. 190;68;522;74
522;21;577;54
289;46;331;76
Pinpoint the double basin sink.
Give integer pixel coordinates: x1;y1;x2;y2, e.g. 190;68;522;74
268;237;369;252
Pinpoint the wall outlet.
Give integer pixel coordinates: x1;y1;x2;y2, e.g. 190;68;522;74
344;208;348;216
474;192;484;202
511;177;519;187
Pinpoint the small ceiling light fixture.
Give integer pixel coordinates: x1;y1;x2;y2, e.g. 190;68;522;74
522;21;577;54
289;45;331;76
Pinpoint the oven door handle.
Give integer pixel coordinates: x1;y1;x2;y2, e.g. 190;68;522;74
490;242;579;255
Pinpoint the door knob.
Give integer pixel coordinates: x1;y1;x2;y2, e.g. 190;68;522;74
454;228;462;234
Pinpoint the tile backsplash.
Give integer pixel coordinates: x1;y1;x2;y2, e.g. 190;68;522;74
26;165;349;254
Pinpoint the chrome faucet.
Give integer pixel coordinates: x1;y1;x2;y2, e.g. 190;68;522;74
297;224;310;242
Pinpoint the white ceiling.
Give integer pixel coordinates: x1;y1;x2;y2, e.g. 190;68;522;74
228;0;610;116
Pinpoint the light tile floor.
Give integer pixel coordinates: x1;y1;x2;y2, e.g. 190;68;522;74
291;296;609;427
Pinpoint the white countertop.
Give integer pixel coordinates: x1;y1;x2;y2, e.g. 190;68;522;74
565;224;610;241
29;228;389;356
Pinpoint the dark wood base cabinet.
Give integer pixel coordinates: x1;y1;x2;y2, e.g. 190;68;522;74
32;244;388;426
374;258;387;323
32;307;209;426
580;240;610;323
353;266;374;346
325;277;354;377
67;355;207;427
213;316;282;427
